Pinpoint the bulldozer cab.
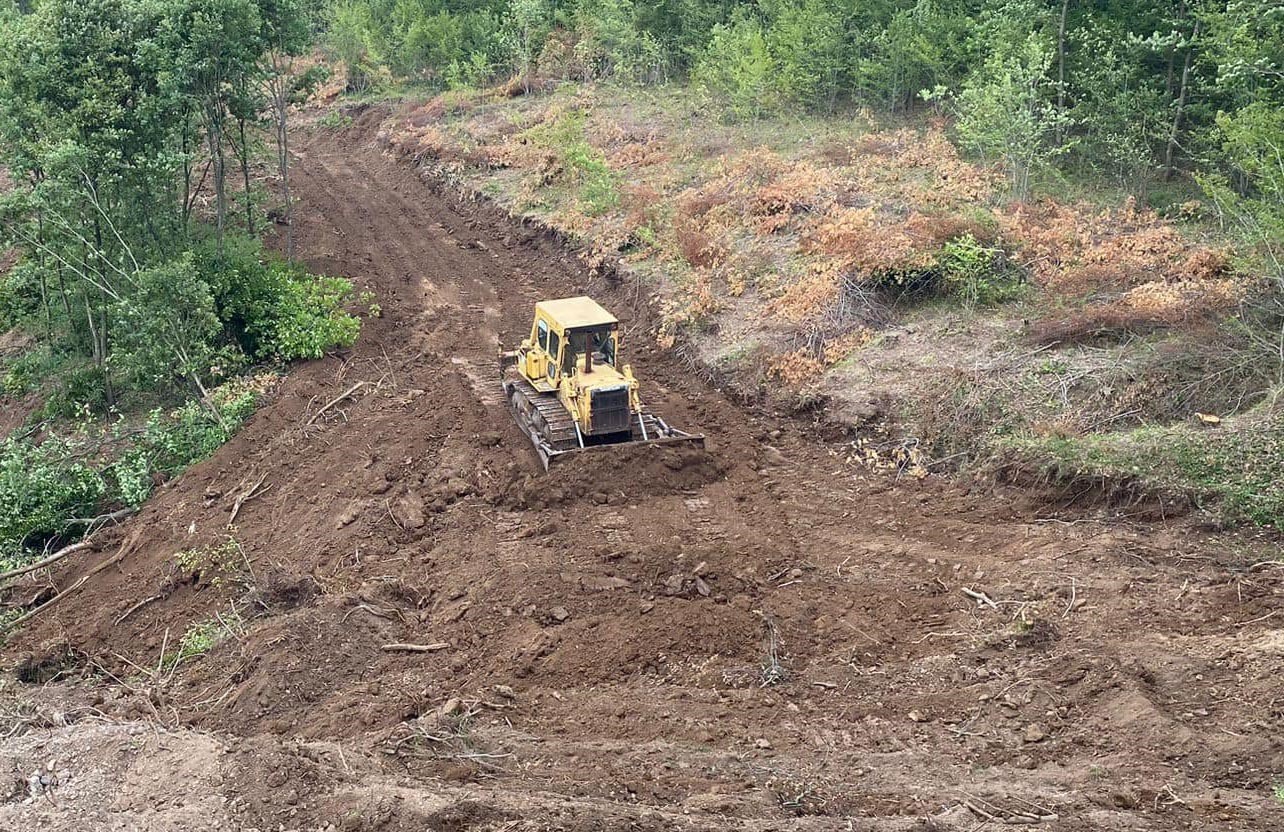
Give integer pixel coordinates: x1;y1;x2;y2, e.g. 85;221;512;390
527;298;620;388
561;328;617;376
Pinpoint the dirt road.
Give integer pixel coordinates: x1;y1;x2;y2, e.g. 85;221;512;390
2;107;1280;831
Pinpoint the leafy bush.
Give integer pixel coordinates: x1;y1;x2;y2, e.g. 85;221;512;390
528;111;619;216
0;345;54;396
110;376;267;506
692;14;776;121
0;261;45;329
0;436;105;556
445;50;494;90
939;234;1025;307
201;237;361;362
1006;409;1284;528
38;361;108;419
955;32;1073;197
266;269;362;360
114;253;223;390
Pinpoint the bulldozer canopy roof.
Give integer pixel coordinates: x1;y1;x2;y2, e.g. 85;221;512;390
536;297;618;331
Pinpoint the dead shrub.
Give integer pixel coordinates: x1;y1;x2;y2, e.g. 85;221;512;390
412;127;455;160
851;134;901;158
536;28;583;80
675;223;725;268
1182;247;1231;280
499;75;556;98
407;98;446;125
1030;414;1087;439
818;142;854;166
769;261;887;372
753;183;798;217
679;188;733;218
719;146;789;187
609;140;668;168
768;350;825;386
623;183;661;229
1030;303;1176;344
801;207;936;275
846;128;999;207
406;93;477;126
1003;197;1238;304
904;212;997;248
480;138;543;170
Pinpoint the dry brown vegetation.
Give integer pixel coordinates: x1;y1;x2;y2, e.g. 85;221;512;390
377;83;1258;477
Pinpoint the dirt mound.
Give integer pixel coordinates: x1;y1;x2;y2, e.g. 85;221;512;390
1;105;1280;830
492;440;727;509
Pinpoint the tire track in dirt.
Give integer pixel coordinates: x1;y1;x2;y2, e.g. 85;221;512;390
2;107;1280;831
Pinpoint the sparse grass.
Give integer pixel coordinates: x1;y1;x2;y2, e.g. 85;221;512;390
1001;402;1284;527
1273;781;1284;805
173;537;248;587
759;615;788;687
316;110;354;129
173;619;226;663
382;699;514;771
774;777;829;816
163;606;246;670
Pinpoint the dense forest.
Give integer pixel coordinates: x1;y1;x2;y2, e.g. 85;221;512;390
0;0;359;568
327;1;1282;219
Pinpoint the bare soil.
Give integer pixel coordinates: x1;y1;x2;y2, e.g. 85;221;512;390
2;106;1281;831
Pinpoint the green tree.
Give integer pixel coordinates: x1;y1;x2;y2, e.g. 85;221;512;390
507;0;548;86
161;0;265;248
327;0;380;90
1068;21;1169;192
113;253;224;400
957;29;1073;197
763;0;844;112
856;0;973;113
1200;1;1284;282
693;12;775;120
259;0;320;258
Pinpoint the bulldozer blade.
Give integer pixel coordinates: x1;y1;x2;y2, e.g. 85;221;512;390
538;432;707;472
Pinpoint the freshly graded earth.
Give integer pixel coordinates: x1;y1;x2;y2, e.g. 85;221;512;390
1;106;1280;831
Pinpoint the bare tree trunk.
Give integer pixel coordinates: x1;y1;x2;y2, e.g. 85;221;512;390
266;51;295;258
81;287;98;364
54;262;74;328
239;116;254;236
207;109;226;251
35;212;53;340
279;97;293;258
99;295;114;408
1057;0;1069;113
182;114;195;233
1164;19;1199;181
90;213;115;408
81;288;113;409
37;266;52;341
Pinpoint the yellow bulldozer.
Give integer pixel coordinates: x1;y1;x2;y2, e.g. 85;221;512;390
500;297;704;469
